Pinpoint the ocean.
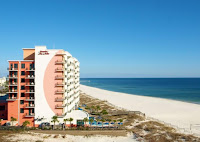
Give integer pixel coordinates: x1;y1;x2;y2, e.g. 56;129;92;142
80;78;200;104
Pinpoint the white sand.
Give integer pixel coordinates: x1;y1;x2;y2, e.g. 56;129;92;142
80;85;200;133
5;132;135;142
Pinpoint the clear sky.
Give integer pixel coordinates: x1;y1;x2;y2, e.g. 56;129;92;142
0;0;200;78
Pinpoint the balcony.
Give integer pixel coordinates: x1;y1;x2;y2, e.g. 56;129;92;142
7;68;18;71
55;90;65;94
26;75;35;79
55;60;65;64
55;97;65;102
55;68;65;72
25;104;35;108
26;68;35;71
6;97;17;101
26;82;35;86
7;75;18;79
55;104;66;109
24;113;35;117
8;82;18;86
55;82;65;87
56;113;66;118
25;90;35;93
56;52;66;56
7;90;18;93
55;75;65;80
25;97;35;101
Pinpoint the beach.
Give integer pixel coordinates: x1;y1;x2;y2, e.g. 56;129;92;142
80;84;200;133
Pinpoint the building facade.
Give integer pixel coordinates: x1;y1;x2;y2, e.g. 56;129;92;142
5;46;81;127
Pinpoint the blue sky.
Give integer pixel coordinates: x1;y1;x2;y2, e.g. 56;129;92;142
0;0;200;78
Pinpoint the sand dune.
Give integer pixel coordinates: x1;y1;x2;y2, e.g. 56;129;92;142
80;85;200;134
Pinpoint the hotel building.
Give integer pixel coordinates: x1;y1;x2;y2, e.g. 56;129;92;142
3;46;84;127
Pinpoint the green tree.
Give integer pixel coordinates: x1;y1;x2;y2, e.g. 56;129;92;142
101;118;105;128
101;109;108;116
69;118;73;128
89;118;94;127
51;116;59;130
96;118;100;127
96;105;101;113
107;119;111;128
83;117;89;127
22;121;30;127
64;119;68;126
118;119;123;128
91;106;96;113
113;120;117;128
11;117;17;126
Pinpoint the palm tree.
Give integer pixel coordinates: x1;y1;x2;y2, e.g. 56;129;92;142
96;118;100;127
101;118;105;128
107;119;111;128
83;117;89;127
69;117;73;128
64;119;68;126
89;118;94;128
96;105;101;113
22;121;30;128
11;117;17;126
118;119;123;128
113;120;117;128
101;109;108;116
51;116;59;130
91;105;95;113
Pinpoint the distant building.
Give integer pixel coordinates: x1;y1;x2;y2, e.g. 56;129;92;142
0;46;87;127
0;77;6;86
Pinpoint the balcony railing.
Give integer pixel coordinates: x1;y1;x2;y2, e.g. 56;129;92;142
55;75;65;80
26;75;35;79
56;52;66;56
26;90;35;93
55;60;65;64
25;104;35;108
6;97;17;101
26;82;35;86
55;90;65;94
7;90;18;93
25;97;35;101
55;82;65;87
8;82;18;86
55;68;65;72
24;113;35;117
7;68;18;71
55;97;65;102
7;75;18;78
55;104;66;108
26;68;35;71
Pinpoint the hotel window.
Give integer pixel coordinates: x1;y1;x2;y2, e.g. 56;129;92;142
14;64;18;69
20;108;24;113
21;86;25;90
21;78;25;83
21;93;25;97
20;100;24;104
21;71;25;76
21;64;25;69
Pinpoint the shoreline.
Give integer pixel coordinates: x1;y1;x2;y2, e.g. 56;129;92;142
80;84;200;106
80;84;200;133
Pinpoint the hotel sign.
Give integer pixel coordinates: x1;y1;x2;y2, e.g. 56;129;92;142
38;51;49;55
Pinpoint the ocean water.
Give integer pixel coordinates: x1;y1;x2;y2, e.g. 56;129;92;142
80;78;200;104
